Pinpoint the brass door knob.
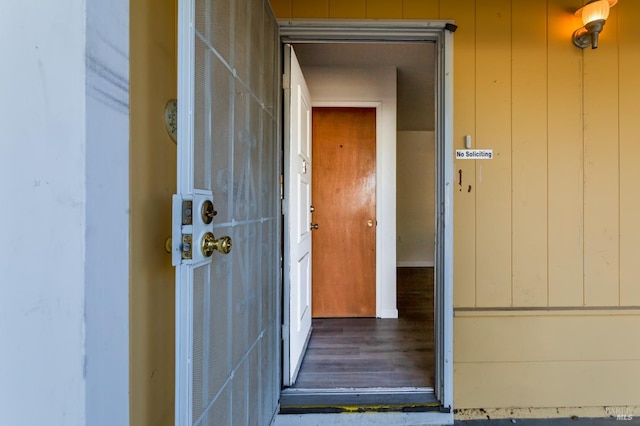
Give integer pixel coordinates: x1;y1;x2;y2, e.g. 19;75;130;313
201;232;232;257
366;219;374;228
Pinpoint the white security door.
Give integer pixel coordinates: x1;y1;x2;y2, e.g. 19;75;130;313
173;0;281;425
282;45;313;386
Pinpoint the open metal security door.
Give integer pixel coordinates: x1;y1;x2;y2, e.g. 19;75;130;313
282;45;313;386
173;0;281;425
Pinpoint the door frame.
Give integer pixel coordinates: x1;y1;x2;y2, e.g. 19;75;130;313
279;20;455;414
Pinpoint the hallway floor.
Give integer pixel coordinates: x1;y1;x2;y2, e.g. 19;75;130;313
293;267;434;389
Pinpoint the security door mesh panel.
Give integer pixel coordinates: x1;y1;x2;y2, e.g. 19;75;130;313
189;0;280;424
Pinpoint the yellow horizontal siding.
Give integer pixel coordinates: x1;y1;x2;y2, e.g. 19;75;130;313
455;311;640;408
403;0;439;20
329;0;366;19
455;313;640;363
269;0;291;18
455;360;640;409
277;0;442;19
291;0;328;18
366;0;402;19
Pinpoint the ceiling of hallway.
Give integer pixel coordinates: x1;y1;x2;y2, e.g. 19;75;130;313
293;42;436;132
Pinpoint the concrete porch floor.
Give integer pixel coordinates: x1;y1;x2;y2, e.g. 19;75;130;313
456;419;636;425
273;411;453;425
273;413;634;425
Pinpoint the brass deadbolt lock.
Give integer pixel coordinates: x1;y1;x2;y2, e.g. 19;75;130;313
201;200;217;224
201;232;232;257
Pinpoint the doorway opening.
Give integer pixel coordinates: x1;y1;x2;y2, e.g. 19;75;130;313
280;21;454;415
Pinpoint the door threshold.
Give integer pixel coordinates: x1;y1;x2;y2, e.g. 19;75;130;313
273;411;453;426
279;387;442;414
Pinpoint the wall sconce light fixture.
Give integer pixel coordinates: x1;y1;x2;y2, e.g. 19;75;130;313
572;0;617;49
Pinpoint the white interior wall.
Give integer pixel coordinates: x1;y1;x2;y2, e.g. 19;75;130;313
0;1;129;425
397;131;436;267
304;66;398;318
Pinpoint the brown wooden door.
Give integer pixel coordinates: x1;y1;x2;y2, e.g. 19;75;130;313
312;107;376;317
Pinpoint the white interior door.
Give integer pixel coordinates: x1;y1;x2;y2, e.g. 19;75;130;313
282;44;313;386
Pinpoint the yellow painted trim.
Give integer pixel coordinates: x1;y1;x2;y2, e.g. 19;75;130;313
455;308;640;317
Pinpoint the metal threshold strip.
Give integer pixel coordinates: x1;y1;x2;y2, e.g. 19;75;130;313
279;387;444;414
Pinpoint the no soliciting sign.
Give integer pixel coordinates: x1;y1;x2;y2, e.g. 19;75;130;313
456;149;493;159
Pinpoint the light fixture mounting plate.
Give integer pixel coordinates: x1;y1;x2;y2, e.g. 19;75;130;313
164;99;178;143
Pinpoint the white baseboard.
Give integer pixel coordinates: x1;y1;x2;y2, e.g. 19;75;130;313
380;308;398;319
396;261;434;267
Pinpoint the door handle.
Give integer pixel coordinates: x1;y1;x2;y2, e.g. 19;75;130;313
366;219;374;228
201;232;232;256
310;223;319;230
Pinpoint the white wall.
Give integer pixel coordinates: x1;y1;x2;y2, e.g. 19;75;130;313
0;3;87;424
397;131;435;267
0;1;129;425
85;0;130;425
304;66;398;318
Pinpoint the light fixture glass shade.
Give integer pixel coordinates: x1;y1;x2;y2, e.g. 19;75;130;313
577;0;610;25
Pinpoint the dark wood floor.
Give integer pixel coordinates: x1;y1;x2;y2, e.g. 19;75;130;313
292;267;434;389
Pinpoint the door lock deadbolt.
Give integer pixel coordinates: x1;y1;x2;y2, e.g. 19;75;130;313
201;200;217;224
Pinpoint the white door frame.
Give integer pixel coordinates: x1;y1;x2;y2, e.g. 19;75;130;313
279;20;455;413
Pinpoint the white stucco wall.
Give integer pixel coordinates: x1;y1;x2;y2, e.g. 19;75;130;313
0;3;88;424
0;1;129;425
303;66;398;318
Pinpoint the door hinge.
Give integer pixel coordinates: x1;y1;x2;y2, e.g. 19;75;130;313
282;73;290;90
